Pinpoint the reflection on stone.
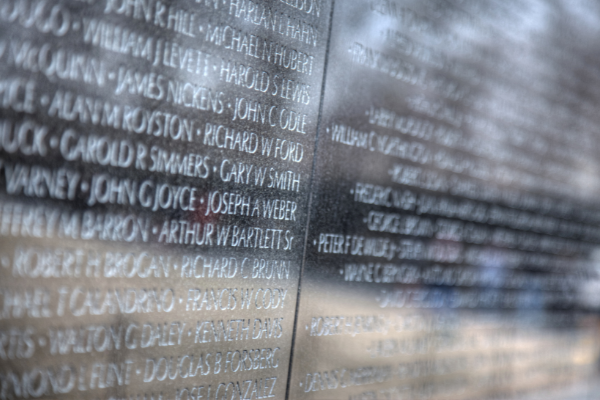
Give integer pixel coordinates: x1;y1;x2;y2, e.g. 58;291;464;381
0;0;331;398
288;1;600;399
1;1;600;399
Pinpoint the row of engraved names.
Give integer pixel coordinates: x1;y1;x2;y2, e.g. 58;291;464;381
352;182;600;241
331;112;600;202
0;199;299;250
315;231;593;270
364;108;591;191
0;352;282;400
0;0;322;48
0;285;291;319
1;66;313;134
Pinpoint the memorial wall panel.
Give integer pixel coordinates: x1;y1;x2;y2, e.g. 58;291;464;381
0;0;331;399
288;1;600;399
1;1;600;400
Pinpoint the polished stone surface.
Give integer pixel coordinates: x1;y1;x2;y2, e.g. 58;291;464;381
289;1;600;399
0;1;600;399
0;0;331;398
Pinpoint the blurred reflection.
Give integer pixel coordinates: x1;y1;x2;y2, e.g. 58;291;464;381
289;1;600;399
